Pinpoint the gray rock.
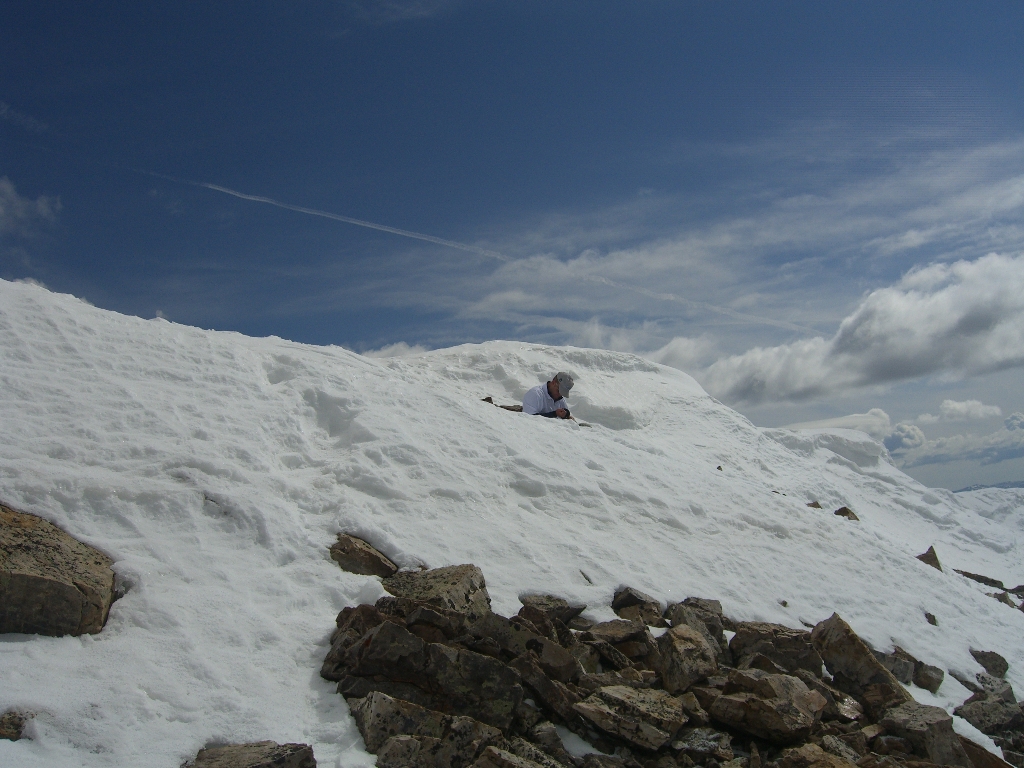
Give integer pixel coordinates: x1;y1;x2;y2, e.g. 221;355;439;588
671;726;733;762
912;660;944;694
578;668;647;694
383;565;492;620
872;647;915;685
656;624;718;694
792;669;863;722
510;651;585;728
1;503;115;636
880;700;972;767
955;695;1024;735
820;735;860;763
474;746;549;768
506;737;574;768
350;691;502;762
809;614;912;705
729;622;822;676
321;604;389;681
190;741;316;767
469;613;578;683
958;734;1018;768
519;594;587;626
528;721;580;768
972;650;1011;679
574;685;686;751
329;533;397;577
375;734;444;768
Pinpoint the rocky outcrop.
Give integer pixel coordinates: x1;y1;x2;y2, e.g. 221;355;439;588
518;594;586;626
574;685;687;751
382;565;492;620
330;534;397;577
189;741;316;767
656;625;718;694
809;614;912;706
613;587;664;626
664;599;730;665
730;622;823;676
880;700;972;767
708;669;826;744
1;503;115;636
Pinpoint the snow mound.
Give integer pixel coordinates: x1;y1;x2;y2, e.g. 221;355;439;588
0;278;1021;767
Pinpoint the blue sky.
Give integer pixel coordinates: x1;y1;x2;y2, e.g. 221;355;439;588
3;1;1024;490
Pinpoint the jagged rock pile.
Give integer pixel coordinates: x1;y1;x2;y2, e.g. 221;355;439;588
322;556;1021;768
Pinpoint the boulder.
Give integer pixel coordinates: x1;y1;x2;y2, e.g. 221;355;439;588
574;685;687;751
351;691;501;766
339;620;524;730
916;546;942;571
1;503;115;636
510;651;585;728
955;695;1024;735
376;735;445;768
880;700;972;767
190;741;316;767
821;734;861;763
383;565;491;620
505;737;574;768
972;650;1010;679
321;604;391;680
729;622;822;676
792;669;863;722
578;668;648;694
0;710;26;741
613;587;664;626
469;613;578;683
656;624;718;694
671;727;733;763
329;533;397;577
776;743;857;768
519;595;587;626
809;614;912;705
873;647;915;685
474;746;548;768
834;507;859;521
912;661;944;694
958;735;1017;768
709;669;826;744
585;620;648;645
528;721;580;768
665;602;730;665
586;640;636;672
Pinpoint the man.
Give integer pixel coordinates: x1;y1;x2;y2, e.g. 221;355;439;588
522;372;574;419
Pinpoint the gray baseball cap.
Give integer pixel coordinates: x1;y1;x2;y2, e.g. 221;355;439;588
554;372;574;397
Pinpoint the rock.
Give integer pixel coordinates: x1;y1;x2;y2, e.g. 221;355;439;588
586;640;636;672
520;595;587;626
0;710;26;741
861;683;912;722
383;565;492;620
578;668;648;694
834;507;859;521
992;592;1018;607
506;737;574;768
809;614;912;705
730;622;823;676
807;502;823;509
972;650;1010;679
340;620;524;730
792;669;863;722
873;647;915;685
679;692;711;726
822;735;861;763
916;547;942;571
581;756;632;768
954;695;1024;735
329;533;397;577
656;624;718;694
474;745;549;768
955;570;1006;589
350;691;502;763
0;503;115;636
958;735;1016;768
873;735;913;755
190;741;316;767
776;743;856;768
739;653;789;675
586;620;648;645
912;661;944;694
880;700;971;767
321;604;390;680
510;651;585;728
469;613;579;683
671;726;734;762
376;734;444;768
529;721;580;768
709;689;822;745
665;603;731;665
925;613;937;626
571;643;601;674
1002;749;1024;768
574;686;686;751
518;605;559;643
613;587;664;626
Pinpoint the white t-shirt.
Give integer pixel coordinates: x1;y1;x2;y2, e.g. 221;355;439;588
522;382;568;416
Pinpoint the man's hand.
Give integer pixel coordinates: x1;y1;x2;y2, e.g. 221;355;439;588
555;408;568;419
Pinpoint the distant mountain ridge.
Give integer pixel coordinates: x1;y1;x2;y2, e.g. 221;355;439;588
954;480;1024;493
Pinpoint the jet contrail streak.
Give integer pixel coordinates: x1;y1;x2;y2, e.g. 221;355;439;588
199;182;511;262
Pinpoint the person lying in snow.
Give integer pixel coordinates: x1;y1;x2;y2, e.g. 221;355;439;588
522;372;574;419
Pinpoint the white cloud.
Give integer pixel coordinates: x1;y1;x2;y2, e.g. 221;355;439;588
0;176;60;237
785;408;893;440
699;253;1024;404
884;423;926;453
916;398;1002;424
899;413;1024;467
360;341;430;357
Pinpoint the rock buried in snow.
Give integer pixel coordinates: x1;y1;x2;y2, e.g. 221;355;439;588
574;685;687;751
916;546;942;571
0;503;115;636
329;533;397;577
971;649;1010;678
833;507;858;521
189;741;316;767
880;700;972;767
809;614;912;705
0;710;27;741
383;564;491;620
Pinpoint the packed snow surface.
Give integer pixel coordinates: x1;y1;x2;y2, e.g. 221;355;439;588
1;278;1022;767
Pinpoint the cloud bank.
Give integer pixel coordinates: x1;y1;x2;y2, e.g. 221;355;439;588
700;253;1024;404
899;413;1024;467
916;399;1001;424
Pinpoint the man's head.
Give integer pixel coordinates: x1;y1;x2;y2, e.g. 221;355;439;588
549;371;574;399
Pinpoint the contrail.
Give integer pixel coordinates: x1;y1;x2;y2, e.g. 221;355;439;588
190;177;816;335
199;182;511;262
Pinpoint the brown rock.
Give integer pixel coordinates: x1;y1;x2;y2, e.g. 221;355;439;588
861;683;912;722
834;507;859;521
586;640;636;672
710;691;819;745
574;686;686;751
880;700;971;767
578;668;647;693
809;614;913;705
912;661;944;694
0;710;26;741
730;622;823;677
329;533;397;577
954;695;1024;735
191;741;316;767
657;625;718;694
505;737;574;768
474;746;548;768
916;547;941;571
958;735;1016;768
972;650;1010;679
792;669;863;722
383;565;492;620
807;502;823;509
671;726;733;762
470;613;578;683
510;651;585;727
587;620;648;645
519;595;587;625
776;743;856;768
1;503;115;636
665;602;731;665
613;587;664;626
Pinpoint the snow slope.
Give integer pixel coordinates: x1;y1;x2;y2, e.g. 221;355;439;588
1;278;1022;768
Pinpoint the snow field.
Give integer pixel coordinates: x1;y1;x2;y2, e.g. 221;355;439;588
0;278;1021;767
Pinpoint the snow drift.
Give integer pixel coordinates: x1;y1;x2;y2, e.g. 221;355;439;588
0;278;1021;767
